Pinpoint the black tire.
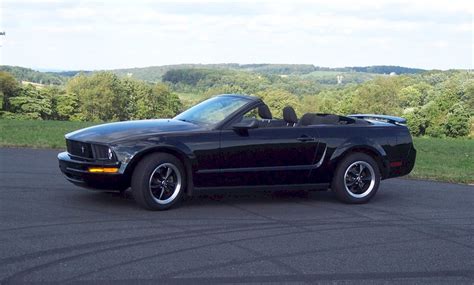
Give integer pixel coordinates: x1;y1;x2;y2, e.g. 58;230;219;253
331;152;381;204
131;153;186;210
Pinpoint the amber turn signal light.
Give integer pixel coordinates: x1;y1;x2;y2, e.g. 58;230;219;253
88;167;119;173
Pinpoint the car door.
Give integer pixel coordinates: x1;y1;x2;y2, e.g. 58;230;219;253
217;122;321;187
171;130;223;188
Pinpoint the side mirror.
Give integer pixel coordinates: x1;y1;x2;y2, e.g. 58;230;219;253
232;118;259;130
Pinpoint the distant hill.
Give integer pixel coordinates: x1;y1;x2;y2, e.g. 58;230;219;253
110;64;425;82
0;65;66;85
52;70;92;77
347;66;425;74
1;64;426;85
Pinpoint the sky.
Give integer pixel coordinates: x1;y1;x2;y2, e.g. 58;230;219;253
0;0;472;70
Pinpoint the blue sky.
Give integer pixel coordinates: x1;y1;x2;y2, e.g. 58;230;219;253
1;0;472;70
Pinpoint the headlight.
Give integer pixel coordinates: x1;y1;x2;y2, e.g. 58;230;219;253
107;148;113;160
92;144;116;161
111;147;133;164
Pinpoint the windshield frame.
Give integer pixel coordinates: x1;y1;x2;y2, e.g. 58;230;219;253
174;95;255;129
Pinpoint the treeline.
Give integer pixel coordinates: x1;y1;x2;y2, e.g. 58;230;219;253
0;66;66;85
296;71;473;138
161;68;421;95
163;68;325;96
349;66;425;74
164;69;473;138
1;64;426;86
113;64;425;81
0;71;181;122
1;68;472;138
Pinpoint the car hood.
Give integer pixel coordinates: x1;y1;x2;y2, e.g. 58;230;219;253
66;119;203;143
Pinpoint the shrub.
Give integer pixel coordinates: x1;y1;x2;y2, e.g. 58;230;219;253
444;103;470;138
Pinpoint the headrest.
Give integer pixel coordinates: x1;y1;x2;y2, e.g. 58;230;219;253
283;106;298;124
258;104;272;119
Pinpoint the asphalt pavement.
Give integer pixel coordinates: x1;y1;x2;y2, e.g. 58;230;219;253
0;147;473;284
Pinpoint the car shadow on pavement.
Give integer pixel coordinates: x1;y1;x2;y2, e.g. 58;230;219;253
72;187;354;211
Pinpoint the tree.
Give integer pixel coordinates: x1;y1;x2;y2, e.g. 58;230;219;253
124;79;181;120
66;72;128;121
0;71;20;111
300;91;341;115
203;85;245;98
461;79;474;112
56;92;79;120
350;77;402;115
404;107;428;136
121;78;150;120
399;86;422;108
8;84;53;119
152;84;181;117
162;69;212;85
444;103;470;137
255;89;300;118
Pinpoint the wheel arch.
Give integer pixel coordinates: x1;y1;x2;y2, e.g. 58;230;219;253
124;146;194;196
330;143;389;179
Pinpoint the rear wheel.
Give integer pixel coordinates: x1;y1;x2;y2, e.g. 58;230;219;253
131;153;186;210
332;153;380;204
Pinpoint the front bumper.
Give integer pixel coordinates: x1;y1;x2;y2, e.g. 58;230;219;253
58;152;129;191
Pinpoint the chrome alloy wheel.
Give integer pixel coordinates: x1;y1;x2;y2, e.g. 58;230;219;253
343;161;376;198
148;163;182;205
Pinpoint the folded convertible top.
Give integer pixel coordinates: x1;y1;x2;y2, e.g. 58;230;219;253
348;114;407;125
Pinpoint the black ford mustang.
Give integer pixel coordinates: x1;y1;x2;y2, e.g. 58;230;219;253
58;94;416;210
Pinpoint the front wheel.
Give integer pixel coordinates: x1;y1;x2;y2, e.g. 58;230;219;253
131;153;186;210
332;153;381;204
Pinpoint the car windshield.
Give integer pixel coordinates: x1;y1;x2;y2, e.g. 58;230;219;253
174;96;251;127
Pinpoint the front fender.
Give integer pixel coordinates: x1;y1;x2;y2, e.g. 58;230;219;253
111;138;196;195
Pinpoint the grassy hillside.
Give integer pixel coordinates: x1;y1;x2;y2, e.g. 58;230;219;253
410;137;473;184
1;119;472;184
0;120;95;148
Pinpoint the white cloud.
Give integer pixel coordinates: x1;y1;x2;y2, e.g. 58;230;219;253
431;40;450;49
57;6;97;19
1;0;472;69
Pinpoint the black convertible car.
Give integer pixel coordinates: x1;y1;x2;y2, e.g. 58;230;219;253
58;94;416;210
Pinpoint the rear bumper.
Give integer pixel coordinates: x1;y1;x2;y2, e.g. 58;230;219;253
58;152;129;191
404;146;416;174
387;146;416;178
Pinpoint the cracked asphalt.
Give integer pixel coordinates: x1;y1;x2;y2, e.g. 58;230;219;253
0;148;473;284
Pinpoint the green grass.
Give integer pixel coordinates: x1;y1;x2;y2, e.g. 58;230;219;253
0;119;96;149
1;119;472;184
410;137;473;184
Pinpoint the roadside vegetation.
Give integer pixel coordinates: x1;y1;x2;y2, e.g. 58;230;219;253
409;137;473;184
0;119;94;148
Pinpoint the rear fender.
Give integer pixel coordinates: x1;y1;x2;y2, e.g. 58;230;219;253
329;137;389;178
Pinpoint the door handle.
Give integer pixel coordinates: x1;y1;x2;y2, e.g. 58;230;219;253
296;136;315;142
